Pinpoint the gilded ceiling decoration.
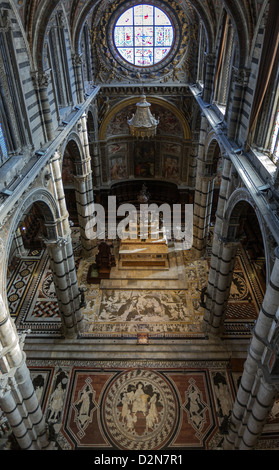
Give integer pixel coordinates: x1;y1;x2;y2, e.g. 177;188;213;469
91;0;199;84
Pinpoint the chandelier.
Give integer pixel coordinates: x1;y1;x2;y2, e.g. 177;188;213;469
128;95;159;139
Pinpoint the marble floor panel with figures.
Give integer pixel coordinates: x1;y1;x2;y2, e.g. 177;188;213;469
6;229;265;339
21;359;279;451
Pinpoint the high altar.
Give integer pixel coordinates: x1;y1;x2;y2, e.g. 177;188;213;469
118;214;169;269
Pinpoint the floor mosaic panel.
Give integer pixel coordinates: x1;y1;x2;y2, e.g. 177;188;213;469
7;229;82;336
6;229;265;339
14;360;277;450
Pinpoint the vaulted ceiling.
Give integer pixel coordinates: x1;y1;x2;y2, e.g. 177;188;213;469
15;0;262;74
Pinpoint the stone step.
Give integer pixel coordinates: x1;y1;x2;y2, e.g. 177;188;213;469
99;278;187;289
24;337;249;362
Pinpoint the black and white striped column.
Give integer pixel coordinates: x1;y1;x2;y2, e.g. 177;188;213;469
45;235;83;338
203;53;216;103
33;72;54;142
227;68;250;141
75;113;97;257
14;227;28;257
72;54;84;104
225;248;279;449
193;174;215;256
74;174;95;257
48;152;84;337
203;156;236;334
193;115;211;256
0;295;49;449
203;236;238;335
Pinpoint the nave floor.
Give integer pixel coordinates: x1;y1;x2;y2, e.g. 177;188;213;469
1;229;277;451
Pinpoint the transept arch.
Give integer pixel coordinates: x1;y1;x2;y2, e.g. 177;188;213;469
99;96;191;141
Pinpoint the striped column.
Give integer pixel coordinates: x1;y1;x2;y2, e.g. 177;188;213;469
202;156;235;334
91;143;101;189
48;152;84;337
193;115;209;256
225;248;279;449
227;68;250;141
193;174;215;256
188;141;198;188
50;151;70;236
74;174;95;257
75;113;97;257
72;54;84;104
0;295;49;449
238;370;277;450
203;237;239;335
36;72;54;142
203;53;216;103
14;228;28;257
45;235;83;339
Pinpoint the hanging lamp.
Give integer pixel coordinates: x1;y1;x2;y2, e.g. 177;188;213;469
128;94;159;139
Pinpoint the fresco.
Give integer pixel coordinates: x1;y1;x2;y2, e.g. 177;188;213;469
162;155;179;180
134;141;155;177
109;156;127;180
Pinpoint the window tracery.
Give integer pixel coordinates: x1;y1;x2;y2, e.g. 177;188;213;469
113;4;174;67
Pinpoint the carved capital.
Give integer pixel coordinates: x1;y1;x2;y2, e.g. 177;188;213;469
72;53;83;67
233;67;250;86
204;52;216;65
44;236;68;248
0;10;13;32
32;71;50;90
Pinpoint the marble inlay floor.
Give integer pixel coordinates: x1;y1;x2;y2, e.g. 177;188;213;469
3;359;274;451
6;229;264;339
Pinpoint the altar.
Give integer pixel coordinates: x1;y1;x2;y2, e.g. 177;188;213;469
118;217;169;270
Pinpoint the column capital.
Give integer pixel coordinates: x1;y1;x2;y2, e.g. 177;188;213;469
72;53;83;67
217;235;239;247
31;71;50;90
73;173;92;182
232;66;250;86
44;236;68;248
204;52;216;64
199;174;215;182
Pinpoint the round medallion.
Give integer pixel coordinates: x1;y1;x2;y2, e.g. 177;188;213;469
8;293;19;302
42;273;56;298
230;273;249;300
14;281;24;289
20;269;30;277
102;369;178;450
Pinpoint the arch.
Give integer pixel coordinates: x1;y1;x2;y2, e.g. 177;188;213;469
61;132;85;167
87;107;99;141
32;0;68;71
2;189;59;303
189;0;215;53
99;96;191;140
73;2;99;53
7;1;33;67
224;188;271;282
248;0;269;67
222;0;250;68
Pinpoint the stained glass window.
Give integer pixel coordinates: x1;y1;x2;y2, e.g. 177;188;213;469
0;123;8;164
271;109;279;161
113;5;174;67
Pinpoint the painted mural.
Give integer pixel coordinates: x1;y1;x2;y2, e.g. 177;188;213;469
62;156;75;185
134;141;155;177
109;156;127;180
162;155;179;180
106;103;184;138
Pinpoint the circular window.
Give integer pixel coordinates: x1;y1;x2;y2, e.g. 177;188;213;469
113;4;174;67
